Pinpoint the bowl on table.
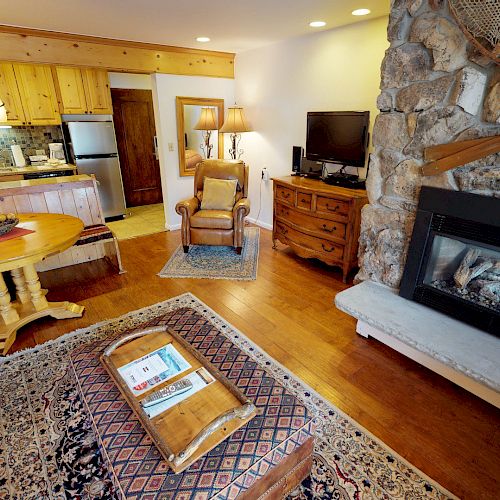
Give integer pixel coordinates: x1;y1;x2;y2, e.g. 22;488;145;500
0;214;19;236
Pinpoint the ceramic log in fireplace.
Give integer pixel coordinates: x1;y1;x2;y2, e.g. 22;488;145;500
400;187;500;335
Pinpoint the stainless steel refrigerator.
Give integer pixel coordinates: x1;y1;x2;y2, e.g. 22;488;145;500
64;116;126;219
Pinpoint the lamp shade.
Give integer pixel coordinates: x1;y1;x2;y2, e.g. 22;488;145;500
220;106;252;133
193;107;218;131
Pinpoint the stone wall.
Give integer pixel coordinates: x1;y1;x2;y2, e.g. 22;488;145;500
356;0;500;288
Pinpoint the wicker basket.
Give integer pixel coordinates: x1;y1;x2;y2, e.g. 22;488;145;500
0;218;19;236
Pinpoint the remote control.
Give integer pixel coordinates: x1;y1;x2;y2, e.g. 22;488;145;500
140;379;193;408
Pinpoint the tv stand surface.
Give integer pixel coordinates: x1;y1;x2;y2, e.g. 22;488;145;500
272;176;368;282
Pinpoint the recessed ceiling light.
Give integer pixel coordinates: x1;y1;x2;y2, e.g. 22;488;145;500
309;21;326;28
196;37;210;43
352;8;371;16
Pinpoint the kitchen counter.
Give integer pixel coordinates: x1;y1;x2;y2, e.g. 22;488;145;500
0;164;77;178
0;173;92;190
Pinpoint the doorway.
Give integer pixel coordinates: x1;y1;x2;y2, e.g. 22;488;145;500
110;88;165;240
111;89;162;207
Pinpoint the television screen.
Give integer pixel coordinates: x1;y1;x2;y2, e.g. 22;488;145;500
306;111;369;168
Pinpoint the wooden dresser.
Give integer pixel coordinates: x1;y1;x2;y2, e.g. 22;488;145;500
272;176;368;282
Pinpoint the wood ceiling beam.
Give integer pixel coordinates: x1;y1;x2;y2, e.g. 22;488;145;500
0;25;235;78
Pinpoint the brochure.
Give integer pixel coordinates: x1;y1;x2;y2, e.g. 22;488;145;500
118;343;191;396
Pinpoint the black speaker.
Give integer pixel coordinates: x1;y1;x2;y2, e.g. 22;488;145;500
292;146;303;174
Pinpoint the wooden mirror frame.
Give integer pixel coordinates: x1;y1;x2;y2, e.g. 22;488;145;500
176;96;224;177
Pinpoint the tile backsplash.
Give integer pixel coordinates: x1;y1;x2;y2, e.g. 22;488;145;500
0;125;64;164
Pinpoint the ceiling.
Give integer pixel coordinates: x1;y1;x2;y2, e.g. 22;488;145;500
0;0;390;53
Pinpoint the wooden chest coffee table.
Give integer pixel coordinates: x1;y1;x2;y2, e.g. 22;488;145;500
70;322;315;499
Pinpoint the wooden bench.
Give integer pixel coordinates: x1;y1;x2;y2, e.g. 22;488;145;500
0;174;124;274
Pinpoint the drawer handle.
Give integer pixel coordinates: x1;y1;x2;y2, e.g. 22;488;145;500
281;191;291;199
300;198;308;203
321;224;337;233
321;243;335;253
325;203;340;212
278;224;288;235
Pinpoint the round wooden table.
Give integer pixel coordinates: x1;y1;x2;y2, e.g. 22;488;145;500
0;213;85;354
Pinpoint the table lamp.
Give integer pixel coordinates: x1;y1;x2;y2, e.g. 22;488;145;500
193;107;218;159
220;106;252;159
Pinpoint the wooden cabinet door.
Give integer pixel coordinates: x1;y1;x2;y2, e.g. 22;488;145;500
82;69;112;114
53;66;88;114
0;63;27;125
13;63;61;125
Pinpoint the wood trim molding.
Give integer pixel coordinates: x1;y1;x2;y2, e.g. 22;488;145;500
0;25;234;78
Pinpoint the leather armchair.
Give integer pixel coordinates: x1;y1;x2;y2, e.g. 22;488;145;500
175;159;250;254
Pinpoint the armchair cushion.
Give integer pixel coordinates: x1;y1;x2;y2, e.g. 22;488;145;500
190;210;234;230
200;177;238;211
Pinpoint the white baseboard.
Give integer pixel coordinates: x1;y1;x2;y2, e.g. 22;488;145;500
166;223;181;231
246;217;273;231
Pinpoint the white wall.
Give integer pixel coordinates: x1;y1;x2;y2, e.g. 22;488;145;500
235;16;389;228
108;72;152;89
151;74;235;229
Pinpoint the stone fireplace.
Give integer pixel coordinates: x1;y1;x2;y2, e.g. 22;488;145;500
356;0;499;289
335;0;500;408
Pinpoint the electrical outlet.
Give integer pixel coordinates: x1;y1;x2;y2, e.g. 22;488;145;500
168;142;174;152
261;168;270;181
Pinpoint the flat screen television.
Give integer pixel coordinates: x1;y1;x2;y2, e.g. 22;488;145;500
306;111;370;168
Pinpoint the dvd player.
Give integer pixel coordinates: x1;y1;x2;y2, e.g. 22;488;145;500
322;173;366;189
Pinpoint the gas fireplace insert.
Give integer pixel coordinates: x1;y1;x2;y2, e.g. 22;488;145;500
400;187;500;336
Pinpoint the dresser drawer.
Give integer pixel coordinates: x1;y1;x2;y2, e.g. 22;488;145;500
316;196;349;217
275;185;295;204
276;203;346;240
296;191;312;210
276;221;344;260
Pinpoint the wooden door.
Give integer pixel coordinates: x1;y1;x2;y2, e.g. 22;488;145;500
13;63;60;125
0;63;26;125
83;69;113;114
53;66;88;114
112;89;162;207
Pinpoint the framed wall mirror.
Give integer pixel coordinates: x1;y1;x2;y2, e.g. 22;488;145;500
176;96;224;177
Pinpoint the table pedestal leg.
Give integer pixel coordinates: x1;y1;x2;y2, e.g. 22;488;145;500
0;272;20;325
10;268;31;304
23;264;49;312
0;264;84;355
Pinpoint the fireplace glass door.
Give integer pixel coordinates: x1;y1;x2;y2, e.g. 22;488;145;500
423;235;500;314
400;186;500;335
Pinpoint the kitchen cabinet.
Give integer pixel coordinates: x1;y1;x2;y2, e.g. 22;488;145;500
55;67;112;115
13;63;61;125
53;66;88;114
0;63;27;125
82;68;113;114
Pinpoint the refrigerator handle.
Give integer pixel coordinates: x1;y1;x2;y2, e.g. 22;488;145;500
153;136;159;160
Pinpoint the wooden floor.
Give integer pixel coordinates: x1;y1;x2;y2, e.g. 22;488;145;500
10;228;500;500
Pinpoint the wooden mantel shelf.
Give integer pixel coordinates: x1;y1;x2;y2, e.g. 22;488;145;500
422;135;500;176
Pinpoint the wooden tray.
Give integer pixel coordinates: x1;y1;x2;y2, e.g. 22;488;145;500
100;325;256;473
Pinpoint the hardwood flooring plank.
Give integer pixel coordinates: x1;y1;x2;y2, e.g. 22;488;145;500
7;228;499;499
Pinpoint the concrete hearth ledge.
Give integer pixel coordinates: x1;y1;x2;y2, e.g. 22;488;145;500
335;281;500;406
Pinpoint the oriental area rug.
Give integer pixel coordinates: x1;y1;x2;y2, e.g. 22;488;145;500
158;227;259;281
0;293;456;499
